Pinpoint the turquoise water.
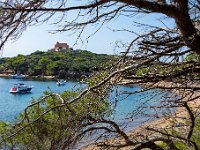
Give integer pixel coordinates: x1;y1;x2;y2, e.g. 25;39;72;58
109;85;173;127
0;77;84;122
0;77;171;124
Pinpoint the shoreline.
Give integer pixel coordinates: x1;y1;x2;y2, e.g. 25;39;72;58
0;73;80;82
0;73;56;80
1;75;199;149
0;72;88;82
82;80;200;150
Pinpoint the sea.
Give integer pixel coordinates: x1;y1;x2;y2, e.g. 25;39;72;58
0;77;174;127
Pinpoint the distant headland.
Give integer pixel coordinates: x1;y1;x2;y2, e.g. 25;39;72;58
0;47;116;80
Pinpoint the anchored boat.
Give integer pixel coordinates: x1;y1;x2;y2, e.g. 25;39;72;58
10;74;25;79
56;79;66;86
9;83;33;94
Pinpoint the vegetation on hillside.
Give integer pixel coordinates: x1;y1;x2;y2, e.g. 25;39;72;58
1;0;200;150
0;50;115;79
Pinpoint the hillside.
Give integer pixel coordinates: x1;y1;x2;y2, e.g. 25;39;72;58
0;50;116;80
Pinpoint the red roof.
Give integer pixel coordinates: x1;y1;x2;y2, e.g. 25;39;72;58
55;42;67;47
54;42;69;49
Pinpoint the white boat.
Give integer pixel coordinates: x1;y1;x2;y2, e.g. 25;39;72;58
10;74;24;79
56;80;66;86
9;83;33;93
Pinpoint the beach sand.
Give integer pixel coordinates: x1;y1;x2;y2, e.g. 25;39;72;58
82;81;200;150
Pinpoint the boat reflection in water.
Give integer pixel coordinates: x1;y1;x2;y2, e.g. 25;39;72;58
9;83;33;94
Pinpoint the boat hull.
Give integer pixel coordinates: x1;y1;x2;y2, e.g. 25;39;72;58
57;82;65;86
56;80;66;86
9;88;32;93
9;84;33;94
10;74;24;79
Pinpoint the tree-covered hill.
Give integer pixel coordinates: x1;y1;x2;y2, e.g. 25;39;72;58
0;50;116;79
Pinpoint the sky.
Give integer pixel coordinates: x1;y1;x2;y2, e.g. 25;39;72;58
2;20;134;57
1;6;174;58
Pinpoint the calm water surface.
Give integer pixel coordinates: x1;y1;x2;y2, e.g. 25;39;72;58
0;77;84;122
0;77;171;124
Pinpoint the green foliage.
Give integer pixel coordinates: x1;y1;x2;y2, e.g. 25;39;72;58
0;50;115;79
135;65;150;76
134;62;189;80
190;116;200;148
87;71;109;87
174;141;188;150
184;52;200;61
160;115;200;149
0;88;109;149
0;69;112;149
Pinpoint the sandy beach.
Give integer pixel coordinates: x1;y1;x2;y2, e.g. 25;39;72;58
1;74;199;149
82;80;200;150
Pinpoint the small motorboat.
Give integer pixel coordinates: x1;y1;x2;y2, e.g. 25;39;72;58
9;83;33;94
56;79;66;86
10;74;24;79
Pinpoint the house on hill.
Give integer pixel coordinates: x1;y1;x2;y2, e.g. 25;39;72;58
54;42;69;51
